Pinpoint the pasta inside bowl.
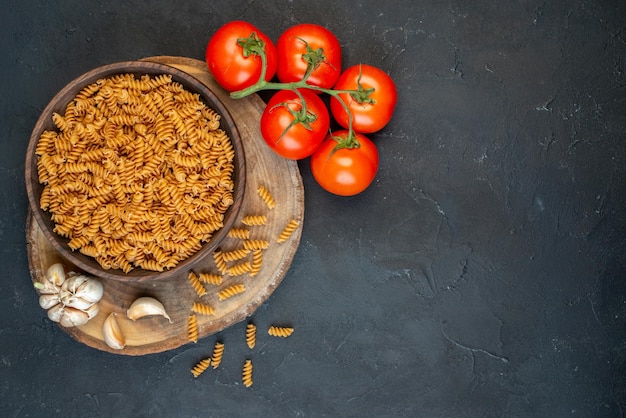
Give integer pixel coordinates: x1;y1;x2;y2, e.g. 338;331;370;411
25;61;246;282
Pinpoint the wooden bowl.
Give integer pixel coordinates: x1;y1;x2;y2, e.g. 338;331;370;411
25;61;246;282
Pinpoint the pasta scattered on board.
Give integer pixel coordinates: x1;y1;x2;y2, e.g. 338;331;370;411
188;271;207;297
268;326;294;338
241;215;267;226
277;219;300;243
197;272;223;286
187;315;199;343
218;284;246;301
227;228;250;239
257;185;275;209
191;302;216;316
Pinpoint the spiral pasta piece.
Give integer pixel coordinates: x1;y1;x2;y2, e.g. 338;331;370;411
211;342;224;369
246;323;257;349
249;250;263;277
227;261;252;277
213;251;228;273
191;302;216;316
257;185;275;209
198;272;223;286
243;239;269;250
242;359;253;387
191;358;211;378
227;227;250;239
217;284;246;301
188;271;207;297
241;215;267;226
268;326;294;338
188;315;198;343
221;248;251;262
277;219;300;243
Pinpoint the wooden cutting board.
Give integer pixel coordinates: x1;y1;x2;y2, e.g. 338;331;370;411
25;56;305;355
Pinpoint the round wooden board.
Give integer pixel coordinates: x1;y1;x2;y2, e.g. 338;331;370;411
25;56;305;356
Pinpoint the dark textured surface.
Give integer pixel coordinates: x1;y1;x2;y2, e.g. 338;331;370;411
1;0;625;416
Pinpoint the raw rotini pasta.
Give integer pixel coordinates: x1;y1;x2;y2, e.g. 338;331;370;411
197;272;223;286
191;358;211;378
227;228;250;239
246;323;256;349
243;239;270;250
188;315;199;343
34;73;235;272
249;250;263;277
217;284;246;301
213;251;228;274
227;261;252;277
256;185;275;209
277;219;300;243
221;248;251;262
241;215;267;226
268;326;294;338
188;271;207;297
242;359;253;387
191;302;216;316
211;342;224;369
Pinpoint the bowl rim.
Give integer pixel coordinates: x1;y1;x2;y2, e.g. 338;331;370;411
25;60;246;282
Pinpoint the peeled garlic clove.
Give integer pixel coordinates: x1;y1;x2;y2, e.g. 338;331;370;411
47;303;65;323
127;297;172;323
59;307;90;327
103;313;126;350
46;263;66;287
39;294;60;310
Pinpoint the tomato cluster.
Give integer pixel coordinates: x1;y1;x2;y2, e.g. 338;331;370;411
206;21;397;196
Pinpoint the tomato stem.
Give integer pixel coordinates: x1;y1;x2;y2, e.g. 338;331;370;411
229;35;361;143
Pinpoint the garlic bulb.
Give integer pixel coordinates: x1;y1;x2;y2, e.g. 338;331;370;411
34;263;104;328
127;297;172;323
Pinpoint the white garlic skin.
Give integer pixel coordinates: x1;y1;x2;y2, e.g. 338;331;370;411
102;313;126;350
39;294;61;310
126;297;172;323
35;263;104;328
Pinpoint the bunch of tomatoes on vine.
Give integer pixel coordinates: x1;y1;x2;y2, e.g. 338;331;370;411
205;21;397;196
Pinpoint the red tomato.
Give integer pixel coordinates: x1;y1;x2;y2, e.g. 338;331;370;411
276;24;342;91
260;89;330;160
206;21;278;92
330;64;397;133
310;130;379;196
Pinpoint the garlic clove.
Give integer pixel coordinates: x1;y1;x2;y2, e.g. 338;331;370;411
61;274;89;294
126;297;172;323
39;294;61;310
103;313;126;350
73;276;104;303
63;295;96;311
46;263;66;287
84;303;99;319
59;307;90;327
47;303;65;323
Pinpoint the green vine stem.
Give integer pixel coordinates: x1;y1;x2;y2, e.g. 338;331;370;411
229;33;373;149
